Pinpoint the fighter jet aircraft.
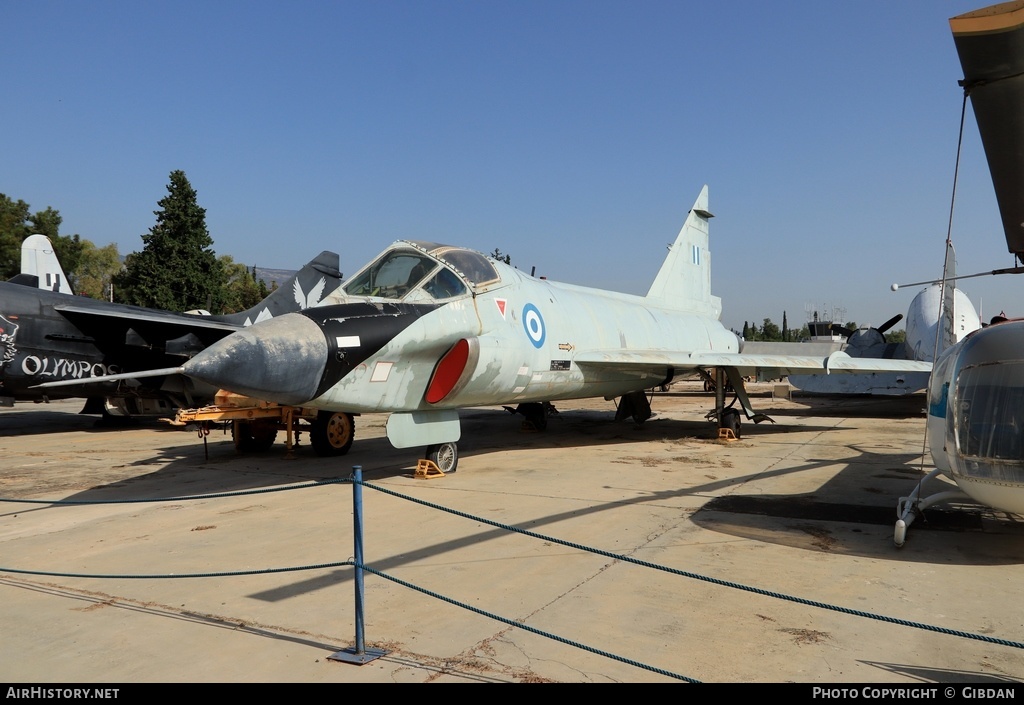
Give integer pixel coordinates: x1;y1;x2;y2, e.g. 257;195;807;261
2;249;342;418
40;185;930;471
788;241;982;396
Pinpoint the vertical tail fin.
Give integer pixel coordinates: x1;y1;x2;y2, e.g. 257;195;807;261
21;234;74;295
645;185;722;317
904;240;981;362
221;251;343;326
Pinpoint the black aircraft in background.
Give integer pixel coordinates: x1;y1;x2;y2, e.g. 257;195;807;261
0;249;342;419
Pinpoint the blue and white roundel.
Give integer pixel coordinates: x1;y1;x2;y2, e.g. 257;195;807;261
522;303;546;348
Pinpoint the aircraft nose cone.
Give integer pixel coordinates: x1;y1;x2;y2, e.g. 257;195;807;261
183;314;328;405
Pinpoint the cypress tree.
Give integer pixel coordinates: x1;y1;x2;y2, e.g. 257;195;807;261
114;170;226;311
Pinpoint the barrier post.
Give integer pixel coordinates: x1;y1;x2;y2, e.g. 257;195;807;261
329;465;388;664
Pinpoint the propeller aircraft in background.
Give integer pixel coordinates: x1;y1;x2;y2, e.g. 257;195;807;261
788;241;982;397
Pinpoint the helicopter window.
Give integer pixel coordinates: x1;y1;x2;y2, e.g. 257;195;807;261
956;363;1024;462
343;252;436;299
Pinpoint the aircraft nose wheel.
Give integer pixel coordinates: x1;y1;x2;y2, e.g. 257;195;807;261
425;442;459;473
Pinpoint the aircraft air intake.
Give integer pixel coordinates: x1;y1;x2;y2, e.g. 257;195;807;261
425;338;473;403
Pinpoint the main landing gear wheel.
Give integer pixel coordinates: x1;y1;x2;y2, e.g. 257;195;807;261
720;408;741;439
520;402;548;430
502;402;551;431
233;420;278;452
310;411;355;457
425;442;459;473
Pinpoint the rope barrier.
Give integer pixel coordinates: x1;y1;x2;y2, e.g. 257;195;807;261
353;477;1024;650
359;563;699;682
1;471;1021;686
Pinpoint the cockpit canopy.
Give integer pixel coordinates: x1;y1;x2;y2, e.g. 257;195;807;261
342;241;501;301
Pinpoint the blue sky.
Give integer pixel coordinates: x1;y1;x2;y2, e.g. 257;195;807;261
3;1;1017;333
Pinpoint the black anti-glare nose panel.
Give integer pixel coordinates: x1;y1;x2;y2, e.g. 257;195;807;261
306;302;441;399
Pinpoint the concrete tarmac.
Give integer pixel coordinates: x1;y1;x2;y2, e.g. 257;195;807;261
1;384;1023;684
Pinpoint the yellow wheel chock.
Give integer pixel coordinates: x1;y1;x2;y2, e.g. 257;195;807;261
415;459;445;479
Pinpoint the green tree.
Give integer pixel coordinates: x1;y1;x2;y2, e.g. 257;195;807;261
742;321;750;339
219;255;269;313
75;241;123;300
0;194;32;277
782;311;789;342
0;195;84;283
761;317;782;341
28;206;61;241
113;171;227;311
491;248;511;264
887;329;907;343
251;264;271;301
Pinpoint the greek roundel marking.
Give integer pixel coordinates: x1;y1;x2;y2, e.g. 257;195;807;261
522;303;545;349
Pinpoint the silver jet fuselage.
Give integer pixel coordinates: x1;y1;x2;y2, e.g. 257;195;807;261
184;240;739;417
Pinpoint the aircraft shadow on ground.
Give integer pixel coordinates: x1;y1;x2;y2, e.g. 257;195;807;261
773;396;927;419
40;403;1024;573
246;442;1024;608
856;661;1021;684
0;407;183;437
689;452;1024;566
56;404;841;502
658;389;928;419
